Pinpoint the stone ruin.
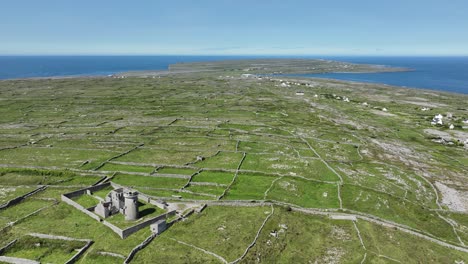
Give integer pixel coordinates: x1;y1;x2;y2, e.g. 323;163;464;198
61;182;202;238
94;188;139;221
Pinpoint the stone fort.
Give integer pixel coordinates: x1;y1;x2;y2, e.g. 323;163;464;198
94;188;139;221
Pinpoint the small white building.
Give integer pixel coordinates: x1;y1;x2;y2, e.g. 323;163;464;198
296;91;305;96
431;114;443;125
150;220;167;235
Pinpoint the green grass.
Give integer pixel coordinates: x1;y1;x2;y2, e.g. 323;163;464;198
91;186;114;199
112;174;187;189
185;184;225;196
439;212;468;245
149;136;235;152
3;202;154;259
151;206;273;262
237;141;300;156
0;169;98;186
336;161;437;208
195;151;244;170
115;148;212;166
144;188;218;200
0;199;52;228
0;186;36;204
72;194;99;208
0;147;118;169
79;252;125;264
266;178;340;208
99;163;154;173
240;207;364;263
342;184;459;243
3;236;86;263
156;167;198;175
307;140;361;162
224;173;277;200
191;171;234;185
240;153;340;181
357;220;468;263
32;187;77;200
132;236;221;263
0;61;467;263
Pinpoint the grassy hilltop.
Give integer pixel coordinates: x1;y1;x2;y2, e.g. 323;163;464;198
0;59;467;263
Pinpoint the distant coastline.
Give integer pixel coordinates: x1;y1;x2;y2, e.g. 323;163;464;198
0;56;467;94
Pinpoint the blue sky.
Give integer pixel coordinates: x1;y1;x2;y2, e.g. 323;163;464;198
1;0;467;55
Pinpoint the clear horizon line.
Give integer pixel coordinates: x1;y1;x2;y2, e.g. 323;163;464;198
1;53;468;57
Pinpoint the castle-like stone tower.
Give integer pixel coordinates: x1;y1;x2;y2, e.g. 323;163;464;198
124;191;139;221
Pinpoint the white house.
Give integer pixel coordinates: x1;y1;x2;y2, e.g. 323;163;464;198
431;114;443;125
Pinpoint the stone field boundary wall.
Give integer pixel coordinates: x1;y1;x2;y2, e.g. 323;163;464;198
121;210;175;238
0;234;93;264
61;194;102;222
0;186;47;210
0;239;17;255
62;182;112;199
123;233;158;264
65;240;93;264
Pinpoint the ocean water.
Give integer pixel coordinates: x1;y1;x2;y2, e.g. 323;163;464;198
0;55;257;80
288;56;468;94
0;56;467;94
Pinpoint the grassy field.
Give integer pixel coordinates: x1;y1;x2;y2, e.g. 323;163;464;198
0;59;467;262
133;206;468;263
2;235;86;263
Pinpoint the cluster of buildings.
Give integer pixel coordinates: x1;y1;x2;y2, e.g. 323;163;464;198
94;188;139;220
431;113;456;129
61;182;177;239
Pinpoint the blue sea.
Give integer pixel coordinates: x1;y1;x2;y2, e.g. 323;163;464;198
0;56;253;79
0;56;467;94
285;56;468;94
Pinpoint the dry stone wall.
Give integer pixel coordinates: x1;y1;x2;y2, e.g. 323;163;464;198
0;186;47;210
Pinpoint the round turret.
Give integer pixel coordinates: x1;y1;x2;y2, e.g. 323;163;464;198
124;191;139;221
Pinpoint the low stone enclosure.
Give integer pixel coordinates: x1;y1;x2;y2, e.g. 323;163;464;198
61;182;177;239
